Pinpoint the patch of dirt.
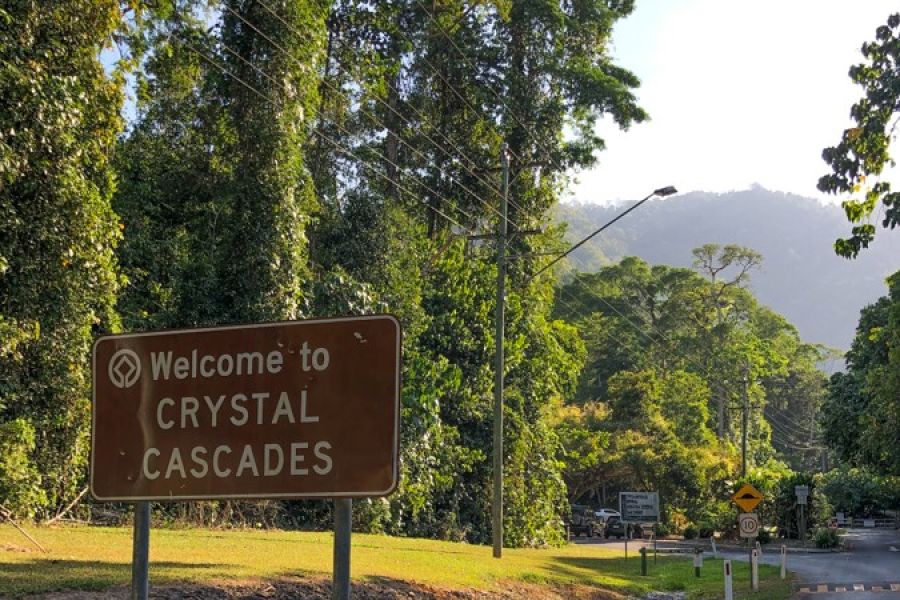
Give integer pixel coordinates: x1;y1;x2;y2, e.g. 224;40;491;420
25;577;626;600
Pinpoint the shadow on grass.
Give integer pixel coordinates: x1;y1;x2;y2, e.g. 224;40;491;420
544;554;706;593
1;559;224;596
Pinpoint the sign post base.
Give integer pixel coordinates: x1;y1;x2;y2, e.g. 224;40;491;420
333;498;352;600
131;501;150;600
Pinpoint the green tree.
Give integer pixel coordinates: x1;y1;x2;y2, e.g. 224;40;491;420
0;0;124;517
821;279;900;476
818;13;900;258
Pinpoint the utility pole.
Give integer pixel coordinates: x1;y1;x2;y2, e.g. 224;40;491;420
492;143;509;559
741;365;750;477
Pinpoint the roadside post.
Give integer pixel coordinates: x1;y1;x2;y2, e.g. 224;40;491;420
710;536;717;558
796;485;809;544
91;315;402;600
724;560;734;600
751;548;759;591
780;544;787;579
693;547;703;577
333;498;352;600
733;484;763;583
131;501;150;600
640;546;648;576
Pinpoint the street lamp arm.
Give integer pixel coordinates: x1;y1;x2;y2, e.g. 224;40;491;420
527;186;677;282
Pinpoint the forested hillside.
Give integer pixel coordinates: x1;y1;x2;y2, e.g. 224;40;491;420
556;187;900;351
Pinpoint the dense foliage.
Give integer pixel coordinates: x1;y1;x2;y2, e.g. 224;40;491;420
0;0;834;547
553;250;828;530
0;0;124;518
819;13;900;258
821;270;900;477
818;466;900;516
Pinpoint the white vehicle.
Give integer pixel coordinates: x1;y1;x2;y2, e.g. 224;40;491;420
594;508;621;523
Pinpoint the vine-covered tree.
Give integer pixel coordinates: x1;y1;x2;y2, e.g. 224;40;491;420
0;1;124;517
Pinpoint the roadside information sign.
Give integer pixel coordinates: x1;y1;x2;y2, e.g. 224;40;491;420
795;485;809;505
739;513;760;538
619;491;660;523
91;315;401;501
732;483;763;512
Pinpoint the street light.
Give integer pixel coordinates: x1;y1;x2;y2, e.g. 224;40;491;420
491;185;676;560
528;186;678;282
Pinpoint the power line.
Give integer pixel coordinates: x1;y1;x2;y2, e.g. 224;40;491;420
221;2;519;232
255;0;510;205
253;0;508;215
765;405;821;432
387;14;530;218
174;33;475;235
413;0;558;187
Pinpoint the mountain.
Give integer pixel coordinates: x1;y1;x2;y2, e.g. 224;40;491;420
554;186;900;351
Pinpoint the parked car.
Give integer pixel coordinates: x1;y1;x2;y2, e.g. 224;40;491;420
568;504;600;537
593;508;621;524
604;516;642;539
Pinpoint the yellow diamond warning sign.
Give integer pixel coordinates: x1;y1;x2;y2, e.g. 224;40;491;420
732;484;763;512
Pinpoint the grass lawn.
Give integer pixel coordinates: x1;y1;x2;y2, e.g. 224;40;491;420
0;523;791;599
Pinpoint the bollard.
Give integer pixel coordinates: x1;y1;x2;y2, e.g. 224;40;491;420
710;537;717;558
724;560;734;600
640;546;647;576
780;544;787;580
756;540;762;555
693;547;703;578
751;548;759;591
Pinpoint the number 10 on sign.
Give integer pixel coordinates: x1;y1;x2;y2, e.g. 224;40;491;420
739;513;759;538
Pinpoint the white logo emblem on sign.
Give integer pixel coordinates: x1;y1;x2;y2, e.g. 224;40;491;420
108;349;141;389
739;513;760;538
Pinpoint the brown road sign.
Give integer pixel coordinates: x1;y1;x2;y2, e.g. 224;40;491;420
732;483;763;512
91;315;401;501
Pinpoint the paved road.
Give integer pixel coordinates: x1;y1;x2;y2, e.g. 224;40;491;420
747;528;900;600
580;528;900;599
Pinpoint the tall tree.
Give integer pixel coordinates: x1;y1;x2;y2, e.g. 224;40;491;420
0;0;124;516
822;273;900;475
818;13;900;258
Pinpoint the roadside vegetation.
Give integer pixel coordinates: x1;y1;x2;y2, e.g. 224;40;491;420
1;2;899;597
0;523;791;600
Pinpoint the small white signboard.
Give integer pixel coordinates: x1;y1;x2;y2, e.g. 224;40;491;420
739;512;760;538
795;485;809;505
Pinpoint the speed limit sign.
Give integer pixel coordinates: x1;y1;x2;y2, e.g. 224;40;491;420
739;513;760;538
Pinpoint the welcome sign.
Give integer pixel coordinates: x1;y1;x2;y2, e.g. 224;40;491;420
91;315;400;501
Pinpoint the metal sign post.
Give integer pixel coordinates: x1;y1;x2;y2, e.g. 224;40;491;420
333;498;352;600
91;315;402;597
751;548;759;590
131;501;150;600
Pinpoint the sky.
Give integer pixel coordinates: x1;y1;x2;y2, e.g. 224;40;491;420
568;0;900;205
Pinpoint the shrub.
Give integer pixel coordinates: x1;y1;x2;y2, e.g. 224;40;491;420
683;524;698;539
814;527;840;549
654;522;671;537
757;527;773;544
